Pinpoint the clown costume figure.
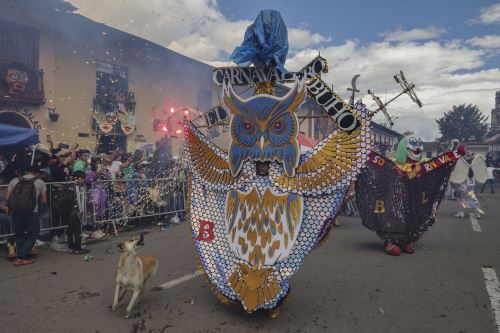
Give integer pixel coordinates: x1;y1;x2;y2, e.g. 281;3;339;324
356;135;465;256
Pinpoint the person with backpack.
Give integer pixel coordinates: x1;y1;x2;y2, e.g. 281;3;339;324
6;165;47;266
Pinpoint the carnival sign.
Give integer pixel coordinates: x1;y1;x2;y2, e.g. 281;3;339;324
306;77;360;132
204;105;228;127
0;102;41;130
212;55;328;86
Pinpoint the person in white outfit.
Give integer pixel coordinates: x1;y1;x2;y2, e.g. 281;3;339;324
480;162;495;194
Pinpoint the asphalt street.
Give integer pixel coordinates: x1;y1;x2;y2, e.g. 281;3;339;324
0;188;499;333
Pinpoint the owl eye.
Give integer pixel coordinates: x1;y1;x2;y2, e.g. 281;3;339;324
242;121;253;132
271;119;285;134
240;120;254;135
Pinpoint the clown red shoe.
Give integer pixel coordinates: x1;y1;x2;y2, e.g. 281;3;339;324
384;241;401;256
403;242;415;254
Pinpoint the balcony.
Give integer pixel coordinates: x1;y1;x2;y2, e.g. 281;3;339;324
0;68;45;105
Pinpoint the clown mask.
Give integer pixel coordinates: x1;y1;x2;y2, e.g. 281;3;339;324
395;135;424;164
5;68;29;95
406;136;424;162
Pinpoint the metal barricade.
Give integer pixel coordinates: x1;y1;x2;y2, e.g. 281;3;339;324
0;184;12;242
91;177;185;234
0;177;186;243
0;181;77;243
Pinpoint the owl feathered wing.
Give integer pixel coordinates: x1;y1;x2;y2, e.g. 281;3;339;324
184;122;242;187
270;127;367;194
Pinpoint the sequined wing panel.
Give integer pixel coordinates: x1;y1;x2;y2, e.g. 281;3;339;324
226;187;303;266
184;122;248;189
269;102;372;196
188;171;291;312
356;151;461;244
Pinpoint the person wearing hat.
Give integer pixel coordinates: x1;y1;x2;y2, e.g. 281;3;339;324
49;149;74;182
72;149;90;173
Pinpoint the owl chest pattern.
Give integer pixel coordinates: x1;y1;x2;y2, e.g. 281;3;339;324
225;179;303;267
190;168;347;311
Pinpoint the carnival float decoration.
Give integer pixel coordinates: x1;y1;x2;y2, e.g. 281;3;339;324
183;10;374;314
356;132;465;254
4;66;29;96
93;86;137;135
353;70;466;254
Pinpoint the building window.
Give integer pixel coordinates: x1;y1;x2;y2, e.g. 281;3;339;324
0;22;39;69
94;61;131;153
95;61;129;113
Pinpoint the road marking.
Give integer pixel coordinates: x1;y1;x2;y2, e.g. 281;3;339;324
469;214;482;232
158;269;203;289
482;267;500;333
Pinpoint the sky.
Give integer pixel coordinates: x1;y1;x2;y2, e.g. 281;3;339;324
68;0;500;140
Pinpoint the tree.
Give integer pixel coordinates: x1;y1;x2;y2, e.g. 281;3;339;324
435;104;489;143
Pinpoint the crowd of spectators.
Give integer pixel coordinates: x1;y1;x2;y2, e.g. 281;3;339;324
0;137;186;265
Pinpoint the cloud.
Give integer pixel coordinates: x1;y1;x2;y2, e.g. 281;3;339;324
68;0;330;63
69;0;223;45
466;35;500;49
67;0;499;140
287;40;499;140
379;26;446;42
167;19;251;60
288;27;331;50
473;3;500;25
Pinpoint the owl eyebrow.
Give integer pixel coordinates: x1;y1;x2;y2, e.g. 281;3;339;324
265;113;287;131
265;102;297;128
238;116;256;128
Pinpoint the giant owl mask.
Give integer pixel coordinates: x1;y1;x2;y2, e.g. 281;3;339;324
184;80;373;312
224;81;305;177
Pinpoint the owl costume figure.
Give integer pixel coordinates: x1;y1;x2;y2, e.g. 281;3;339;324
184;80;373;314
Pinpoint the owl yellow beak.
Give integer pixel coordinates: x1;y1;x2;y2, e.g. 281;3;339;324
259;136;265;150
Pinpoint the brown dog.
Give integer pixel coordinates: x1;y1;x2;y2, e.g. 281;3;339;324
112;235;158;318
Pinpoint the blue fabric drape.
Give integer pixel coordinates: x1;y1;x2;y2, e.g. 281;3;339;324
230;10;289;71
